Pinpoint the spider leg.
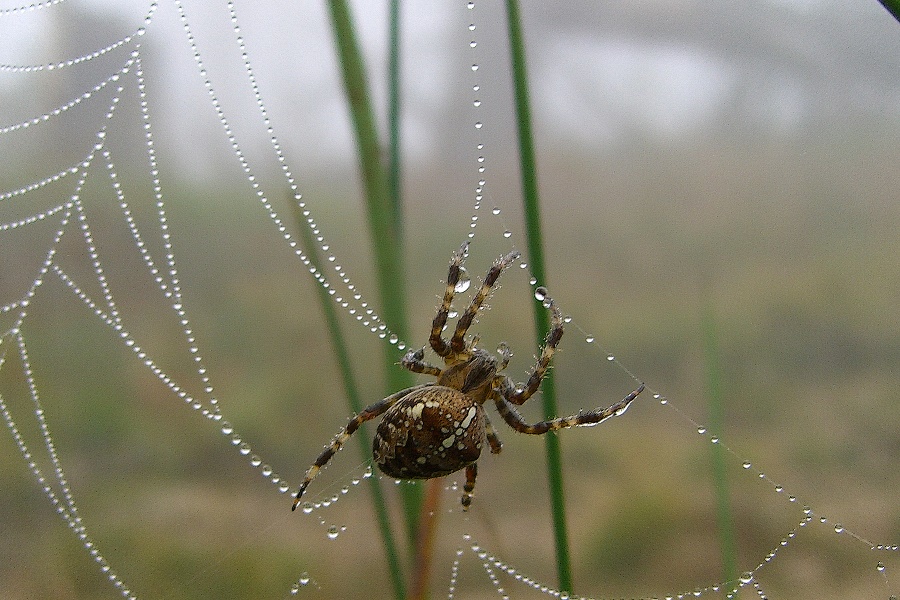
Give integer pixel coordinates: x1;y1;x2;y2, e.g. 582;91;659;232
496;342;512;371
484;413;503;454
450;250;520;353
507;288;564;405
292;385;429;510
461;462;478;510
430;242;469;357
493;384;644;434
401;346;442;377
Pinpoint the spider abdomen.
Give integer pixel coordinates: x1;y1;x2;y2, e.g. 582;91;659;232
373;386;485;479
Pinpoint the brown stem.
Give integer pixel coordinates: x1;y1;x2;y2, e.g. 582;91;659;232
408;478;444;600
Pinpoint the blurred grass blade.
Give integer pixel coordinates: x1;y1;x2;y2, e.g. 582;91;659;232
388;0;403;232
702;303;739;595
290;200;406;600
504;0;573;592
877;0;900;23
325;0;422;548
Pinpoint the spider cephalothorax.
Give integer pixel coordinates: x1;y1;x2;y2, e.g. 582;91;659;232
293;244;643;511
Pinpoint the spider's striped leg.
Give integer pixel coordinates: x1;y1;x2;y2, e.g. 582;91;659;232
507;288;564;405
450;250;521;353
461;462;478;510
401;346;442;377
292;385;428;510
484;413;503;454
493;384;644;434
430;242;470;357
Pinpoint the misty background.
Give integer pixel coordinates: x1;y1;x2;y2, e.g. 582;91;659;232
1;1;899;598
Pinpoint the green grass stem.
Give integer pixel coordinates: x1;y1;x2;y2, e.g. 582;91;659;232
388;0;403;233
877;0;900;23
504;0;573;592
702;304;739;595
291;201;406;600
325;0;422;550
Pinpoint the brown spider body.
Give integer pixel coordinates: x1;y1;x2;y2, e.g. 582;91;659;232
292;244;643;511
373;386;487;479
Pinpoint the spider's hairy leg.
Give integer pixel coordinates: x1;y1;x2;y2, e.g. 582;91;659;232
450;250;521;353
401;346;442;377
508;287;564;405
461;463;478;510
292;385;428;510
430;242;470;357
496;342;512;371
493;383;644;434
484;413;503;454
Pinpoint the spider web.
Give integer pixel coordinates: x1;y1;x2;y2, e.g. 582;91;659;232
1;1;899;599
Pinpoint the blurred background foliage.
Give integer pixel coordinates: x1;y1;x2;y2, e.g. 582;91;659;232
1;1;899;598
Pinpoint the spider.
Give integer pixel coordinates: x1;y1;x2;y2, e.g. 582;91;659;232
292;243;644;511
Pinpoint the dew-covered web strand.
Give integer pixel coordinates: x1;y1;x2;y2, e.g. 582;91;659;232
5;2;417;596
0;73;153;600
447;3;900;599
0;333;137;600
1;8;295;597
0;0;69;18
0;142;137;596
1;4;896;599
0;2;157;73
174;0;408;354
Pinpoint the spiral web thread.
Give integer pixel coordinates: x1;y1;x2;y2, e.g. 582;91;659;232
0;1;897;599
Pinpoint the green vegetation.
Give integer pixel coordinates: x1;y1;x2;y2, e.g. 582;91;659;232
505;0;573;591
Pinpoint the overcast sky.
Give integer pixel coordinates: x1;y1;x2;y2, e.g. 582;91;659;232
1;0;899;182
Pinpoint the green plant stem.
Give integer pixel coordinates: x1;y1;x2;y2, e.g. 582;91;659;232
702;304;739;596
385;2;444;594
325;0;422;548
291;200;406;600
504;0;573;592
388;0;403;235
877;0;900;23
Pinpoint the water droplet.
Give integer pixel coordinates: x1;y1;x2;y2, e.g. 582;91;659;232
739;571;754;584
834;523;844;534
326;525;340;540
697;426;706;435
492;207;500;215
877;561;886;572
606;354;615;361
454;268;471;293
585;336;595;343
742;461;752;469
503;230;512;238
710;436;719;444
300;501;314;514
388;334;399;345
448;310;459;319
534;287;548;301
